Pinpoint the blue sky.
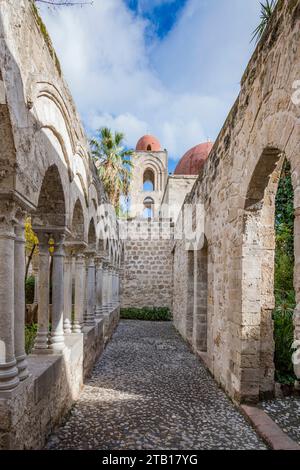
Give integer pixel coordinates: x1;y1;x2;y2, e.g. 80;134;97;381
40;0;261;173
125;0;188;39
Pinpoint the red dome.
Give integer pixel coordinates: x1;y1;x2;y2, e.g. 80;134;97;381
174;141;213;176
136;135;161;152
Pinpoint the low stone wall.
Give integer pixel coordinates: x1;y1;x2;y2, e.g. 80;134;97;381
0;312;118;450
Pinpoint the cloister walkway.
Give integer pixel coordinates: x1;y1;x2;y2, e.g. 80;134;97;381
46;321;266;450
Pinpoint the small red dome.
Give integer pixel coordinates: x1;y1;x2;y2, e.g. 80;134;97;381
174;141;213;175
136;135;161;152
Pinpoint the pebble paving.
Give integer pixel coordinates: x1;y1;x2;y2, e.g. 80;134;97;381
46;321;267;450
261;396;300;445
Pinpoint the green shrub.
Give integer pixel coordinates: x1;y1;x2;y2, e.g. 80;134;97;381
273;305;295;384
25;276;35;304
120;307;171;321
25;323;38;354
273;159;296;385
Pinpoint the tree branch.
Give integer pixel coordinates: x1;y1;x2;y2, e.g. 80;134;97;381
35;0;93;6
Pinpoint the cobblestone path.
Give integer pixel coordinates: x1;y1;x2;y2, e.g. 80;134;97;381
261;397;300;445
46;321;266;450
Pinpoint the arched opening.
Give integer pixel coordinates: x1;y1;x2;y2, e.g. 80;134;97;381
273;160;295;387
34;165;66;228
242;148;296;400
186;250;194;343
147;144;151;151
143;168;155;192
193;240;208;352
71;199;84;242
143;196;154;219
88;218;96;251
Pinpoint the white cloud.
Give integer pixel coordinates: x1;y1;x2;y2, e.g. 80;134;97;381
40;0;261;163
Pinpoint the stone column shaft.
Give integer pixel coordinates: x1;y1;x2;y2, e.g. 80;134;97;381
85;254;96;326
33;233;50;353
0;209;19;390
101;263;109;313
73;253;85;333
95;258;103;319
63;253;73;334
33;273;39;304
50;235;65;352
14;221;29;380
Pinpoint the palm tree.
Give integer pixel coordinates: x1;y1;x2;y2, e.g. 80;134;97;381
90;127;134;212
252;0;276;44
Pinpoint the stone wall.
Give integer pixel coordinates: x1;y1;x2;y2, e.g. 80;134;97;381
120;220;173;309
160;175;197;223
173;0;300;403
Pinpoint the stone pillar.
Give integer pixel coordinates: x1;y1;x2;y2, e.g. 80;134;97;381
116;268;120;304
33;232;50;353
63;249;73;334
293;208;300;388
107;264;113;310
14;217;29;381
33;272;39;304
85;252;96;326
73;253;85;333
101;260;109;313
95;256;103;319
0;202;19;390
49;233;65;352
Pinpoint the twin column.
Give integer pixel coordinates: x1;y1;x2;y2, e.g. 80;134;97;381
0;203;28;391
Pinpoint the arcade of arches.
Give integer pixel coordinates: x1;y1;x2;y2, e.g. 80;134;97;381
0;0;300;449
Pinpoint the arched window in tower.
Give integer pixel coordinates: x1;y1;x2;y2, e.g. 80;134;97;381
143;196;154;219
143;168;155;192
147;144;151;151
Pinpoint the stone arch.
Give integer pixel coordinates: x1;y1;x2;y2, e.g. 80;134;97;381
88;218;96;250
193;236;208;353
143;168;155;191
33;164;66;228
186;249;194;344
143;158;164;192
71;199;85;242
241;147;285;400
143;196;154;218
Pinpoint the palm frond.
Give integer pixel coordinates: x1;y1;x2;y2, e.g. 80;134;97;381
90;127;134;208
251;0;276;44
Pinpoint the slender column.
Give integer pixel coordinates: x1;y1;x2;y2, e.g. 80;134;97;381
95;256;103;319
33;232;50;353
85;252;96;326
33;272;39;304
101;260;109;313
49;233;65;352
112;268;117;305
14;217;29;380
115;268;120;304
73;253;85;333
0;202;19;390
63;249;73;334
107;264;113;310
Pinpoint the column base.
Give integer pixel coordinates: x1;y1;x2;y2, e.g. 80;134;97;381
72;322;83;334
63;319;72;335
49;334;65;353
295;380;300;391
33;330;49;352
0;360;19;391
16;354;29;381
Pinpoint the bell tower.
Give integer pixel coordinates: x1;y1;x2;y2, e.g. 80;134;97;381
129;135;168;219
